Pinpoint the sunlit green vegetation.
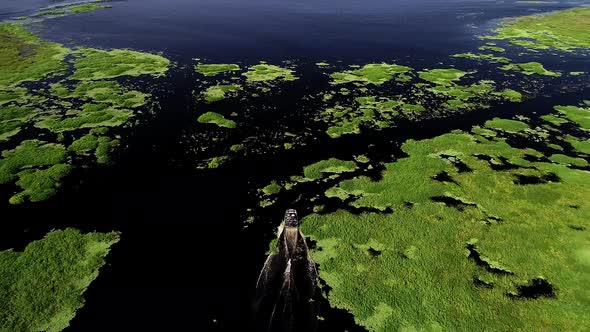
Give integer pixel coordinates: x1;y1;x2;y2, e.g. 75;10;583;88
243;63;297;82
554;105;590;130
51;81;148;108
34;1;110;18
302;158;357;181
195;63;240;76
69;130;120;164
35;104;133;132
418;68;470;85
72;48;170;80
487;7;590;51
452;52;510;63
0;140;70;204
0;23;69;87
330;63;412;85
197;112;236;128
261;181;282;195
485;117;530;133
500;62;561;77
0;17;172;204
478;45;505;53
202;84;241;102
69;3;104;14
298;116;590;331
0;229;120;331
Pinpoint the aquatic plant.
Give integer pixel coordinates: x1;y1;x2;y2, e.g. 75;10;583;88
243;63;297;82
0;23;69;87
35;103;134;132
295;118;590;331
485;118;530;133
0;229;120;331
500;62;561;77
452;52;510;63
202;84;241;102
487;7;590;51
195;63;240;76
418;68;470;85
51;81;148;108
554;105;590;130
302;158;357;181
330;63;412;85
197;112;236;129
72;48;170;80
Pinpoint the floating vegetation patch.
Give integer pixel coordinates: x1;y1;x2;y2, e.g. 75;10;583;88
243;63;297;82
195;63;240;77
485;7;590;52
0;229;120;331
0;22;170;204
485;117;530;133
289;115;590;330
202;84;241;102
452;52;510;64
72;48;170;80
302;158;357;181
0;140;69;203
317;77;522;138
51;81;148;108
500;62;561;77
418;68;470;85
197;112;237;129
33;1;111;19
35;103;134;132
0;23;69;87
330;63;413;85
554;105;590;130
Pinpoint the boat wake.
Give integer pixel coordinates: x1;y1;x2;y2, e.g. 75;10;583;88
254;209;320;332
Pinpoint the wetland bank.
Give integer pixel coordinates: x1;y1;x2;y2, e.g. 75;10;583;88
1;0;590;331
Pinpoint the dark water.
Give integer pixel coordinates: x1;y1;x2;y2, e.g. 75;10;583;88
1;0;590;331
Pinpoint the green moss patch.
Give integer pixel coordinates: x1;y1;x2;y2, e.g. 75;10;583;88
303;158;357;181
554;105;590;130
197;112;236;129
487;7;590;51
0;140;66;184
261;181;282;195
549;154;588;167
452;52;510;64
330;63;412;85
51;81;148;108
69;131;119;164
243;63;297;82
35;103;133;132
500;62;561;77
297;120;590;331
11;163;72;204
202;84;241;102
418;68;470;85
69;3;105;13
72;48;170;80
0;140;70;203
0;229;120;331
195;63;240;76
0;121;22;142
485;118;530;133
478;45;505;53
0;23;69;87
